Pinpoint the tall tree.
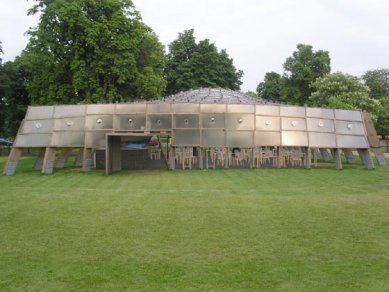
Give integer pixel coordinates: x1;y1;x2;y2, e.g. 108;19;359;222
256;72;282;101
24;0;166;104
362;68;389;99
165;29;243;95
282;44;331;105
376;96;389;138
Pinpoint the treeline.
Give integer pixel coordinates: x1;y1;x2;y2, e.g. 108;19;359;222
0;0;388;139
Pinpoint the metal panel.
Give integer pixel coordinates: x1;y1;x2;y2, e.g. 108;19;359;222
86;104;115;115
281;117;307;131
335;121;365;135
308;133;337;148
256;116;280;131
54;105;86;118
334;109;362;121
306;107;334;119
174;130;200;146
227;104;254;113
336;135;369;148
280;106;305;117
200;104;226;113
51;132;85;147
85;115;113;130
147;103;171;113
255;105;280;116
225;114;254;130
307;118;335;133
172;103;199;113
22;120;53;133
117;114;146;131
25;106;54;120
282;131;308;146
174;114;199;129
254;131;281;146
226;131;253;147
201;113;225;128
116;103;147;114
202;130;225;147
14;133;51;147
53;117;85;131
148;114;172;130
85;131;110;148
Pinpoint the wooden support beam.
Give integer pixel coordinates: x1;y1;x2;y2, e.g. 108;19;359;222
342;149;355;164
304;147;311;169
75;148;84;167
371;148;387;166
82;148;94;172
42;147;56;174
169;147;175;170
198;147;204;169
357;149;375;170
333;148;343;170
55;148;72;169
33;147;46;170
319;148;332;161
3;148;22;176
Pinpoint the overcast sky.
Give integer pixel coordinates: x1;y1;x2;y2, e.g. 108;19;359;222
1;0;388;92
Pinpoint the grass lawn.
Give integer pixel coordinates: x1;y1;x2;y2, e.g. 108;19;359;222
0;156;388;291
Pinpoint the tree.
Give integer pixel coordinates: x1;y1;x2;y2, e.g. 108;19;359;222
375;96;389;138
362;68;389;99
256;72;282;101
282;44;331;105
24;0;166;104
165;29;243;95
309;72;377;114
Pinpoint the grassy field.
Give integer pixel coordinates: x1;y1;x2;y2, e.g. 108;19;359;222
0;156;388;291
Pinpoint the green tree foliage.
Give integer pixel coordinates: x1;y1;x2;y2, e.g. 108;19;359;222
165;29;243;95
256;72;282;101
309;72;377;115
375;96;389;138
282;44;331;105
362;68;389;99
24;0;166;104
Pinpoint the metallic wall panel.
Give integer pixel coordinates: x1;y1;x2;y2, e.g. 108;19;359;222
14;133;51;147
308;132;336;148
256;116;280;131
85;115;113;130
334;109;362;121
335;121;365;135
53;117;85;131
226;131;253;147
254;131;281;146
306;107;334;119
280;106;306;117
174;130;200;146
307;118;335;133
147;103;171;113
201;113;225;128
174;114;199;128
25;106;54;120
256;105;280;116
336;135;369;148
202;130;225;147
200;104;226;113
117;114;146;131
227;104;254;113
148;114;172;130
85;131;110;148
116;103;146;114
281;117;307;131
225;114;254;130
86;104;115;115
51;132;85;147
172;103;199;113
54;105;86;118
22;119;53;133
282;131;308;146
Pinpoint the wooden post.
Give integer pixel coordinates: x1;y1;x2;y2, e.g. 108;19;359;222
83;148;93;172
55;148;72;169
198;147;203;169
75;148;84;167
42;147;56;174
357;149;375;170
333;148;342;170
3;148;23;176
169;147;175;170
342;149;356;164
320;148;332;161
33;147;46;170
305;147;311;169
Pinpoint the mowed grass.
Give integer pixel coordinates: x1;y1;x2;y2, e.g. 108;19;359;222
0;156;388;291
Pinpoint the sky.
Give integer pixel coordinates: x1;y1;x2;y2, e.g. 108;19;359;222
1;0;388;92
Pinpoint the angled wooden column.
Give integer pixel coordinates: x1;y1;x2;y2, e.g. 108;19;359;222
55;148;72;169
82;148;94;172
371;148;387;166
33;147;46;170
333;148;343;170
75;148;84;167
342;149;355;164
304;147;311;169
357;149;375;170
198;147;204;169
3;148;23;176
319;148;332;161
42;147;56;174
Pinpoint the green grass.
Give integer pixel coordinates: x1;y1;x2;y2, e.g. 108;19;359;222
0;157;388;291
